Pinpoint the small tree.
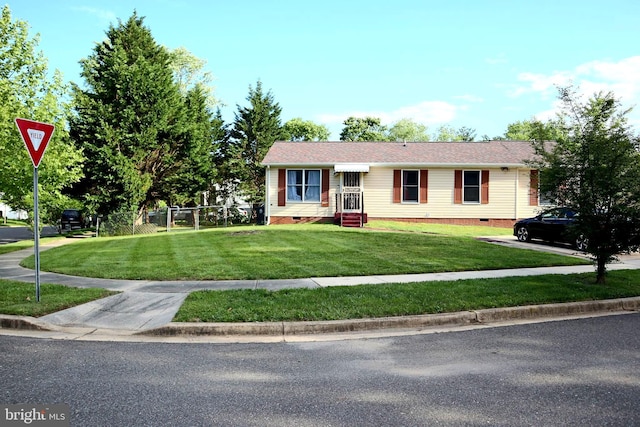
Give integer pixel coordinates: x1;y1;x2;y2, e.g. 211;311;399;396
531;87;640;283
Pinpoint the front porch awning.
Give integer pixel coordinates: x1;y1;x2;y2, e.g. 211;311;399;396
334;163;370;173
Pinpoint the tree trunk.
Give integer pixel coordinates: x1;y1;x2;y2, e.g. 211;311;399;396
596;255;607;284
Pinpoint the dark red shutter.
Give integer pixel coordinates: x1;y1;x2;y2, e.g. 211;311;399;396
420;170;428;203
393;170;401;203
454;170;462;204
529;170;539;206
481;170;489;204
321;169;330;207
277;169;286;206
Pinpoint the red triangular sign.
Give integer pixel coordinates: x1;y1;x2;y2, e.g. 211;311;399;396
15;118;55;168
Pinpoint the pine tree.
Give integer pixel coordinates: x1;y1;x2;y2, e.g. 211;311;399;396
69;12;189;216
229;80;283;210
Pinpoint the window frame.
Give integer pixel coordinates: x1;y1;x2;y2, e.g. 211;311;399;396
463;170;481;204
401;169;420;203
286;169;322;203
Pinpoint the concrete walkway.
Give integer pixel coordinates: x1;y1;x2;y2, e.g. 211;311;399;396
1;237;639;339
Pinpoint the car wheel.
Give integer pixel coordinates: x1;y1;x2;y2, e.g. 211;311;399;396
516;226;531;242
575;235;589;251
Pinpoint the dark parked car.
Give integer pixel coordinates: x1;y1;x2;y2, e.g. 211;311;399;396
59;209;85;232
514;207;588;251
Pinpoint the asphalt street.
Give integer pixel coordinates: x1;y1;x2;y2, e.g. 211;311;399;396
0;225;58;244
1;313;638;426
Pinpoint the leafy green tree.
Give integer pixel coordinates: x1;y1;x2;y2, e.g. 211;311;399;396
339;117;388;141
165;85;217;207
167;46;217;109
229;80;283;209
0;5;84;226
433;124;460;141
531;87;640;283
457;126;477;142
387;118;430;141
432;125;478;142
282;117;330;141
70;12;192;216
505;119;565;141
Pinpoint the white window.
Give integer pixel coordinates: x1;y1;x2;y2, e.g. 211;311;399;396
287;169;321;202
402;170;419;203
463;170;480;203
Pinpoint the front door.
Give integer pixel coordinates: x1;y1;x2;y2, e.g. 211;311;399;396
342;172;362;211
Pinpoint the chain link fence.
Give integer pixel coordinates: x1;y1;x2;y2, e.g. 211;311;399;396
97;206;251;237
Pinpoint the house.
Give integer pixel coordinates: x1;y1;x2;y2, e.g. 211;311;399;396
261;140;545;227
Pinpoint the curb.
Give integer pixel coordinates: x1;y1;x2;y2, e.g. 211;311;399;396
2;297;639;338
138;297;640;337
0;316;52;331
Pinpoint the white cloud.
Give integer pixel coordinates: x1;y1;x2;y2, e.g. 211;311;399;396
509;71;574;99
511;56;640;103
510;56;640;127
316;101;458;126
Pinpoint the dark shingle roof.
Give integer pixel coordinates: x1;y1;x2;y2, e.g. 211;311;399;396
262;140;540;167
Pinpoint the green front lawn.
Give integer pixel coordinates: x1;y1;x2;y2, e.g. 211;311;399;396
20;224;588;280
0;280;116;317
175;269;640;322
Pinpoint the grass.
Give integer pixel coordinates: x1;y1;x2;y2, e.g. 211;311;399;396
5;222;630;321
175;270;640;322
0;240;34;255
0;279;116;317
367;220;513;236
20;224;588;280
0;219;28;227
0;236;68;255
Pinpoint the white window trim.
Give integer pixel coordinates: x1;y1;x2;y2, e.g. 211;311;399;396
402;169;420;204
286;169;322;203
463;170;481;204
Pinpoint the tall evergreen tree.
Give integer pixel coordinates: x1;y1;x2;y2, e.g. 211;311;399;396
165;84;217;206
69;12;189;216
229;80;283;210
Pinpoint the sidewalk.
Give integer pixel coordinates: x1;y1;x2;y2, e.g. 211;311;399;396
1;238;639;341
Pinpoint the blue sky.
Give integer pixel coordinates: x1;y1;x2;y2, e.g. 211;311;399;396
9;0;640;139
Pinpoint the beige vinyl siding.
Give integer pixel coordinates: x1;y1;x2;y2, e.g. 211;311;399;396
516;168;543;219
267;166;542;220
363;167;540;220
267;167;337;217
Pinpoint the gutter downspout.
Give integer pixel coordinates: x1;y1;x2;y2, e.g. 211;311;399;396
514;168;519;220
265;165;270;225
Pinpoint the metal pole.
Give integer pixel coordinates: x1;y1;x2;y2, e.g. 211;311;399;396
33;166;40;302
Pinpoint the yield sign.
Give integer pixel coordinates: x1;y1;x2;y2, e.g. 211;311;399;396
15;118;55;168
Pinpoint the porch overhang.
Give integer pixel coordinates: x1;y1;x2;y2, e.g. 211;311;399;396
334;163;370;173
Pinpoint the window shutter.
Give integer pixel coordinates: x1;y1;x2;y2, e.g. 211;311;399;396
393;170;401;203
278;169;286;206
529;170;539;206
454;170;462;204
481;170;489;204
321;169;330;207
420;170;428;203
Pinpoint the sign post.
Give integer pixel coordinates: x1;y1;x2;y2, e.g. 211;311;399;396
15;118;55;302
